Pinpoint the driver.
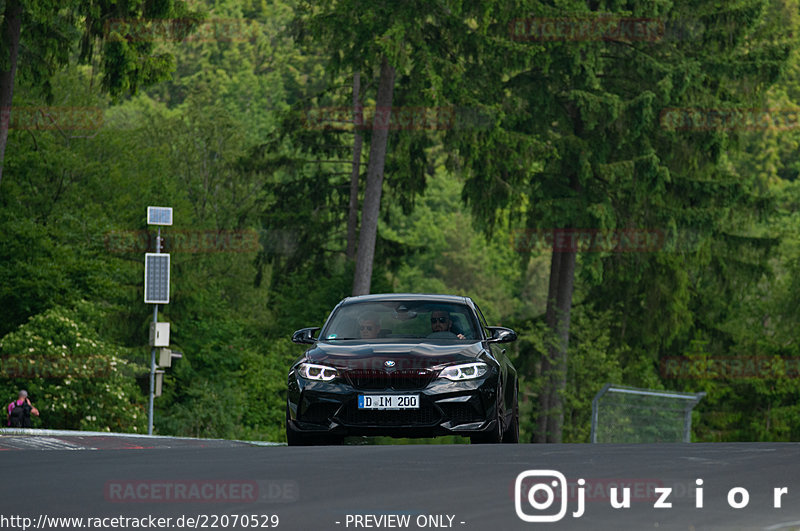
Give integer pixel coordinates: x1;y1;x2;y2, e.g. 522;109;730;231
430;310;466;339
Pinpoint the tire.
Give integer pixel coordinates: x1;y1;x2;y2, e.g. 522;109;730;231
470;397;504;444
502;387;519;444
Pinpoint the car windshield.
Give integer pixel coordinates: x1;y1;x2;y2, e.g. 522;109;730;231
321;300;479;341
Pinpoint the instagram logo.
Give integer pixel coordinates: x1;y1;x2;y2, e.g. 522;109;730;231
514;470;791;522
515;470;585;522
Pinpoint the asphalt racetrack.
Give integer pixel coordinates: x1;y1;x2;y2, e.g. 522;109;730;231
2;433;800;531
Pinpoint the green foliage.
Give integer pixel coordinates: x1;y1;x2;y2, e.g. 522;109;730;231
383;161;525;321
442;0;800;441
4;0;800;445
515;305;625;443
0;304;146;432
7;0;202;102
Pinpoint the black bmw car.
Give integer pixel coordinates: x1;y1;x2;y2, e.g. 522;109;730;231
286;293;518;445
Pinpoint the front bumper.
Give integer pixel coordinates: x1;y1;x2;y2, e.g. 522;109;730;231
287;370;500;438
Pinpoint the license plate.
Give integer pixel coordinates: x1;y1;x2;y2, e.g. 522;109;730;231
358;395;419;410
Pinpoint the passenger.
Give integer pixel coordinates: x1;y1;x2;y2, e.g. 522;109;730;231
358;313;381;339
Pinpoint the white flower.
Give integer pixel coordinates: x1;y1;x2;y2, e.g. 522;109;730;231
28;347;34;352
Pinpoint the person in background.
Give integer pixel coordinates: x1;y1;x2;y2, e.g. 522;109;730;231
7;390;39;428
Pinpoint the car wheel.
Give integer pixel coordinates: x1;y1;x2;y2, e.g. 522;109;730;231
502;387;519;444
286;407;310;446
470;397;504;444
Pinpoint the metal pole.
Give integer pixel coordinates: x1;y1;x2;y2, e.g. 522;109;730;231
147;226;161;436
148;304;157;435
683;405;692;443
683;392;706;443
590;383;611;443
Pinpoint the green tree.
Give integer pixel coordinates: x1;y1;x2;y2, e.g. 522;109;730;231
0;304;146;432
0;0;201;188
446;0;795;441
295;0;483;295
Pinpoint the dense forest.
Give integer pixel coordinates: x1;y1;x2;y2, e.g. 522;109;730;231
2;0;800;443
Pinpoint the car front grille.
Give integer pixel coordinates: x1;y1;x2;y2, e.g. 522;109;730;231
345;369;435;391
338;401;441;427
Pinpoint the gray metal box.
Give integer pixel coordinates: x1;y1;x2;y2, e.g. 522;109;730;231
149;322;170;347
154;370;165;397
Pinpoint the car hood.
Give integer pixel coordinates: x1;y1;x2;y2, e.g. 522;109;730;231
303;340;487;371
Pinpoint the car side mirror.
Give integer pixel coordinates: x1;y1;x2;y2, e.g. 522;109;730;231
292;327;320;344
487;326;517;343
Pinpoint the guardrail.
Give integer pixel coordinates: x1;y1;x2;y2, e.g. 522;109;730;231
0;427;282;445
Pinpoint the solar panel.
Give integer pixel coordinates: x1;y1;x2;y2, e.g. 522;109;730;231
147;206;173;226
144;253;170;304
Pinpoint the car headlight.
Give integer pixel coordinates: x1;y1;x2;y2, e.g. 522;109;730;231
438;362;488;381
296;363;339;381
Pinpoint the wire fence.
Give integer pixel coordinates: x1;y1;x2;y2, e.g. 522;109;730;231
591;384;705;443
